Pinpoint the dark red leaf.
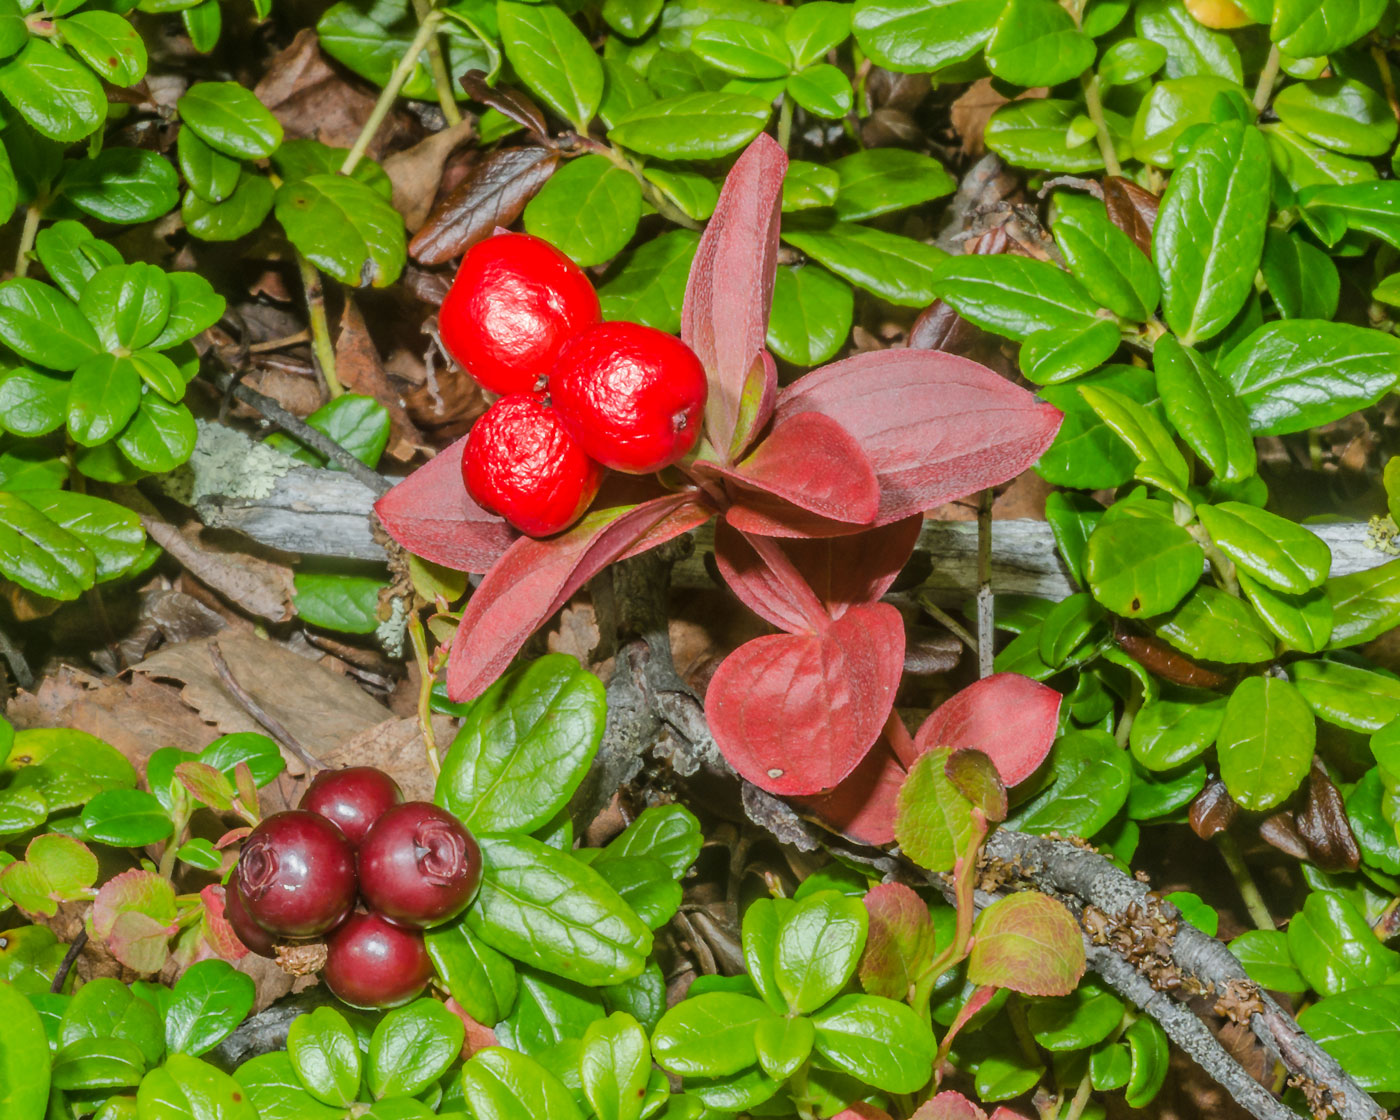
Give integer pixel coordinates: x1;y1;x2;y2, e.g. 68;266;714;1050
775;350;1063;525
446;494;709;699
682;134;787;459
1189;778;1238;840
706;602;904;796
793;736;906;846
714;520;828;634
912;1090;988;1120
459;70;550;144
409;147;560;266
1103;176;1158;255
707;411;881;532
1295;758;1360;872
1113;626;1229;689
915;673;1062;787
373;434;517;572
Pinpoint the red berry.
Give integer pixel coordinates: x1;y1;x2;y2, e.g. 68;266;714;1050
224;882;278;959
550;321;708;474
323;912;434;1009
462;394;602;537
299;767;405;848
439;232;600;396
357;802;482;930
235;811;358;939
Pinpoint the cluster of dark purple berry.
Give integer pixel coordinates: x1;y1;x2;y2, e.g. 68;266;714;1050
225;767;481;1008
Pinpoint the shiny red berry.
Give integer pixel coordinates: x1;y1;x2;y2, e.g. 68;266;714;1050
357;802;482;929
224;882;278;959
439;232;600;396
462;394;602;537
299;767;405;848
323;911;434;1009
549;321;708;474
234;811;357;939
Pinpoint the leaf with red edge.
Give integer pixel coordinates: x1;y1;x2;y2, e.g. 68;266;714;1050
199;884;247;961
966;891;1086;997
793;736;906;846
776;350;1064;524
709;411;881;533
894;748;977;873
730;350;778;461
715;517;921;633
373;434;517;573
706;602;904;795
835;1106;895;1120
447;494;710;700
912;1091;988;1120
915;673;1062;787
683;134;787;459
859;883;936;1000
944;749;1008;823
90;868;178;974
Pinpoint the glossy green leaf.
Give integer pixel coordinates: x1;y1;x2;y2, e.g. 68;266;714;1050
293;571;385;634
1052;194;1158;322
0;979;51;1120
0;278;100;372
1292;660;1400;734
1217;675;1315;811
233;1052;343;1120
367;999;464;1099
1135;0;1241;81
1272;0;1387;58
692;18;789;78
0;491;94;600
810;993;935;1093
460;1047;583;1120
524;154;642;268
178;129;241;204
1328;559;1400;649
598;229;699;333
1009;730;1131;838
1079;383;1189;497
766;264;852;367
782;221;945;306
499;0;603;129
986;0;1093;86
1298;987;1400;1093
1238;573;1332;653
1084;511;1201;617
1196;501;1331;593
287;1007;361;1107
1287;891;1400;997
651;992;774;1077
0;39;106;142
609;92;770;158
181;173;275;242
1274;78;1396;157
929;254;1099;341
785;1;849;67
773;890;866;1014
1229;929;1306;993
424;920;517;1026
851;0;999;74
115;393;197;473
1154;585;1274;663
830;148;954;222
137;1053;259;1120
178;81;282;158
275;174;405;287
989;98;1130;173
1153;335;1255;482
580;1013;650;1120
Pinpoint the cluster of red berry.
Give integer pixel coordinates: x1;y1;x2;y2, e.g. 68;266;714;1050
442;232;709;537
225;768;482;1009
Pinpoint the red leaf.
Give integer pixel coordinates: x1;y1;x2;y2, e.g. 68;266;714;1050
776;350;1063;524
834;1106;895;1120
706;602;904;795
912;1092;988;1120
793;737;906;845
707;411;881;532
915;673;1062;787
446;494;709;700
374;434;517;573
714;516;919;633
682;135;787;458
967;891;1086;997
199;884;247;961
859;882;936;1000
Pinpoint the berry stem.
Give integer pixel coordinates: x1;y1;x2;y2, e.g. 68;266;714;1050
296;252;345;400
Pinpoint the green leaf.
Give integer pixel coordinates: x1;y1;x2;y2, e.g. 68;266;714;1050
233;1052;344;1120
1123;1017;1169;1107
581;1013;650;1120
1028;981;1125;1050
1298;987;1400;1093
178;81;282;159
894;747;976;873
1272;0;1387;58
523;154;642;268
274;174;406;287
602;0;661;36
1217;675;1315;811
164;960;254;1057
115;393;197;473
1084;510;1201;617
66;354;138;447
0;491;94;600
765;264;852;367
197;733;284;788
1131;75;1240;168
851;0;999;73
639;165;716;220
1274;78;1396;157
1348;769;1400;876
273;139;392;199
830;148;954;222
592;853;681;930
424;920;517;1026
1229;929;1306;993
293;571;385;634
774;890;867;1014
601;804;702;880
178;129;241;204
496;966;604;1054
34;224;120;305
1262;122;1377;191
1292;660;1400;734
55;10;146;84
692;18;790;78
0;368;68;436
1219;320;1400;436
1009;730;1132;838
988;98;1130;173
23;490;144;582
786;64;851;118
1301;181;1400;249
1286;891;1400;997
652;992;774;1077
754;1015;813;1081
461;1047;583;1120
1098;38;1166;87
1153;335;1255;482
1135;0;1242;82
1238;573;1332;653
437;654;605;834
367;999;464;1099
58;977;164;1065
0;277;100;371
1327;559;1400;649
782;222;945;307
149;272;225;351
785;1;849;67
136;1053;258;1120
1018;319;1122;387
0;39;106;142
1154;585;1274;663
1260;228;1339;322
1052;194;1159;322
1196;502;1331;594
1036;365;1157;490
610;92;771;158
967;891;1085;997
80;262;172;352
79;789;172;846
598;229;699;333
1153;120;1270;345
181;172;275;241
0;978;51;1120
602;962;666;1032
929;254;1099;341
986;0;1094;86
466;833;652;985
810;993;936;1093
1079;383;1189;498
498;0;603;130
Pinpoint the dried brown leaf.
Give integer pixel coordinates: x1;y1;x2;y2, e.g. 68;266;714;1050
140;517;295;623
316;715;455;803
1189;777;1238;840
335;296;428;461
384;118;478;233
460;71;549;144
1295;758;1360;872
1103;176;1158;255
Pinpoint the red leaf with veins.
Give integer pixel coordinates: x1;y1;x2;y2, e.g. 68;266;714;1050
834;1107;894;1120
793;737;905;845
776;350;1063;524
683;134;787;458
706;411;880;530
706;602;904;795
447;494;710;700
714;521;828;634
714;516;920;632
373;434;517;573
915;673;1061;787
912;1092;988;1120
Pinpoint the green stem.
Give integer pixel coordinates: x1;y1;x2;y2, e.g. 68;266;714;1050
777;95;794;152
1081;73;1122;178
1217;830;1276;931
1063;1067;1094;1120
340;10;443;177
410;0;462;127
296;252;343;399
409;612;441;777
13;201;42;277
1252;45;1281;112
1114;678;1142;748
